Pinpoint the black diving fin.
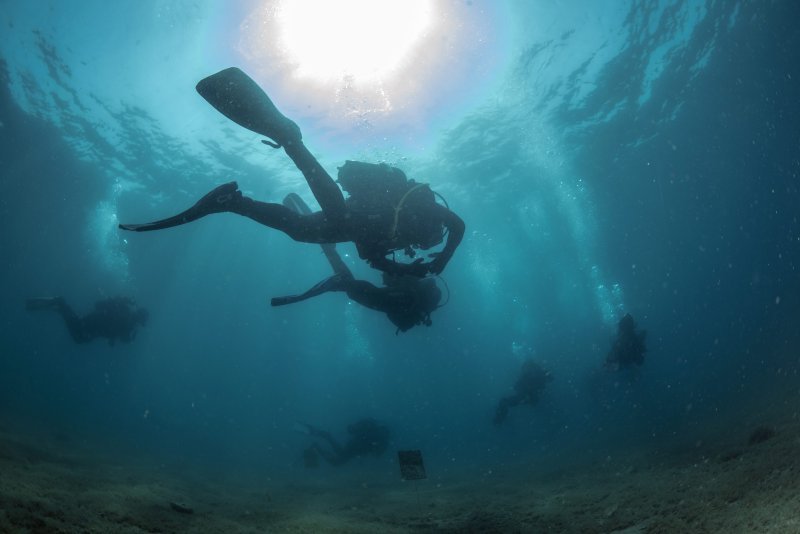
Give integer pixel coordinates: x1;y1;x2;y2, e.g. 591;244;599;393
195;67;301;147
270;274;350;307
119;182;240;232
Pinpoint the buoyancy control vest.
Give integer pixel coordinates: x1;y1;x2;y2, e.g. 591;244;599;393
337;160;441;250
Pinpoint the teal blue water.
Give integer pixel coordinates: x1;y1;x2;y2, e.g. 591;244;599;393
0;0;797;485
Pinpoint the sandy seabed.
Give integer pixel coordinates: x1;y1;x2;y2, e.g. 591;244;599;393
3;359;800;534
2;411;800;534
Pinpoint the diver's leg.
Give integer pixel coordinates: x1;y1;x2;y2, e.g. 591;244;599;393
270;274;353;307
282;193;352;277
309;429;345;459
26;296;88;342
340;280;387;311
121;184;346;244
306;428;350;466
311;443;347;466
282;142;347;222
195;67;345;219
119;158;345;237
54;299;91;344
493;397;512;425
233;198;346;243
347;280;410;313
321;244;352;278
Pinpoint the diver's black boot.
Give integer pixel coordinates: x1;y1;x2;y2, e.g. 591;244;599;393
119;182;242;232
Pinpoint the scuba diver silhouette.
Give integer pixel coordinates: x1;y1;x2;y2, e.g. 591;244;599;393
605;313;647;370
493;359;552;426
26;296;149;346
299;418;391;467
119;68;464;279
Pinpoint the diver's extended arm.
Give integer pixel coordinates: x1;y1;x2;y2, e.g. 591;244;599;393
363;221;466;276
367;205;466;276
427;206;465;275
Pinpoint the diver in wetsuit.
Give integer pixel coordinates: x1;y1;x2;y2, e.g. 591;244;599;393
605;313;647;370
26;296;149;346
301;418;391;467
119;68;464;278
493;359;552;426
270;193;443;334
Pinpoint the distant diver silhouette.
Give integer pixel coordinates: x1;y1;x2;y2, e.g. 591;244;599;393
493;359;552;426
26;296;149;346
605;313;647;370
299;418;391;467
119;67;464;278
